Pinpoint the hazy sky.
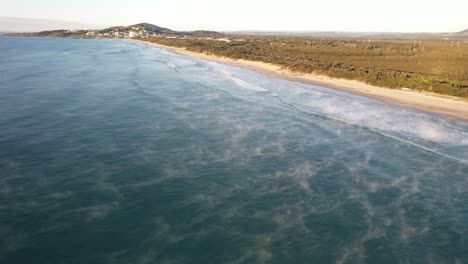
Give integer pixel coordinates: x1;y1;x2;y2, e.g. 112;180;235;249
1;0;467;32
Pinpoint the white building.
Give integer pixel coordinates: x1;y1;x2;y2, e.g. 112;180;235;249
129;31;136;38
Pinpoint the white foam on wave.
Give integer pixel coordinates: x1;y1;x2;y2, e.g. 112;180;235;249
238;75;466;162
150;46;468;162
222;71;269;92
208;62;270;93
163;56;270;93
166;62;177;68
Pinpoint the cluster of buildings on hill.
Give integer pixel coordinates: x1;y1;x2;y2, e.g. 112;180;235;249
60;23;245;42
53;23;241;40
81;28;239;42
84;26;171;38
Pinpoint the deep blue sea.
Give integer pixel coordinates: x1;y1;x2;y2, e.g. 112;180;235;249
0;37;467;264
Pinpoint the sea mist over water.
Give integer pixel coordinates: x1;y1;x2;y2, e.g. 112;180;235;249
153;44;468;162
0;37;467;264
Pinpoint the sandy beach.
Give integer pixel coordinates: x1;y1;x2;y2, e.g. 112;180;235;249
128;39;468;121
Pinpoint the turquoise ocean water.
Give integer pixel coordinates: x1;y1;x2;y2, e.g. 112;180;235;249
0;37;467;263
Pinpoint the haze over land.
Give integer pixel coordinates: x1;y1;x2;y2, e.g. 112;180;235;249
1;0;467;32
2;17;467;40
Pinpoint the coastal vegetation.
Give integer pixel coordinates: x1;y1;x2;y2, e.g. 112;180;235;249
148;37;468;97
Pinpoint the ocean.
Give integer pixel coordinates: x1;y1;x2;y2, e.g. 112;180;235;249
0;37;467;264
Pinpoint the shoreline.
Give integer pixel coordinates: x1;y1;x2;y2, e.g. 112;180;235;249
128;39;468;121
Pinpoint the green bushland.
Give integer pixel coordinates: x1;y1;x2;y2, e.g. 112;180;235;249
147;37;468;98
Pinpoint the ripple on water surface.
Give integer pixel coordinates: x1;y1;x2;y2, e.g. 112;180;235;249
0;37;467;264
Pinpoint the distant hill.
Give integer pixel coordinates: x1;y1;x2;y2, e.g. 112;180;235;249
456;28;468;35
129;23;175;34
110;23;223;37
7;22;224;38
187;30;224;37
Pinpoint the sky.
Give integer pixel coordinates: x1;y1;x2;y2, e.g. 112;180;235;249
1;0;467;32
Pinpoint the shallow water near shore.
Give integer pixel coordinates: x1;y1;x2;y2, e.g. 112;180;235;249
1;37;467;263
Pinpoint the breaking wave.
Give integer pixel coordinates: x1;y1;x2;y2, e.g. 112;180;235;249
147;46;468;163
